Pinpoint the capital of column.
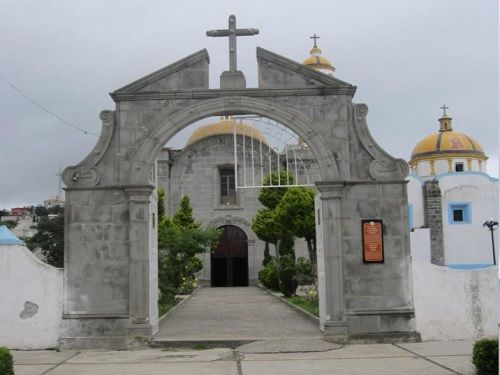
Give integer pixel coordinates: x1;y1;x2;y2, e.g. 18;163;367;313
124;185;155;202
315;181;344;199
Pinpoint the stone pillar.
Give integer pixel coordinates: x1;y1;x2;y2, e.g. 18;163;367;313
125;186;157;337
315;182;347;338
423;180;445;265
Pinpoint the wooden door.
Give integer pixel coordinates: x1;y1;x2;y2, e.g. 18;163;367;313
211;225;248;287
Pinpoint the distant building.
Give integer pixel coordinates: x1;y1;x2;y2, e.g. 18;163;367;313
10;207;30;218
43;196;64;208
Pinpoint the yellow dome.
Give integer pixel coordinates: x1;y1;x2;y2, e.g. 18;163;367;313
187;117;268;146
303;46;335;73
410;114;487;165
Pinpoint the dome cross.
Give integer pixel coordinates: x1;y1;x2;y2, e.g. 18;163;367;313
310;33;320;48
440;104;449;116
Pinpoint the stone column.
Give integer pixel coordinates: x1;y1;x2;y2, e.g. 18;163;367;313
424;180;444;265
125;185;156;336
315;182;347;338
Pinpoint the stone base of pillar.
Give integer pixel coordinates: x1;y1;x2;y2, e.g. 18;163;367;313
220;70;246;89
59;317;129;350
128;322;155;337
321;320;349;343
344;310;420;343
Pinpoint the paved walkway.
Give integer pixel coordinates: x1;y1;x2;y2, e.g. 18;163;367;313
154;286;321;342
12;340;476;374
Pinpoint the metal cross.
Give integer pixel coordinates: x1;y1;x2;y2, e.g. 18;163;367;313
310;34;320;48
440;104;449;116
206;15;259;72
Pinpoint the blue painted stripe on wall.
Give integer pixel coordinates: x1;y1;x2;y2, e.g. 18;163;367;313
446;264;494;270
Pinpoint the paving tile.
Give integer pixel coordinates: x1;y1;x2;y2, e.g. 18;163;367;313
241;343;414;361
430;355;475;375
241;357;455;375
45;361;238;375
12;350;78;365
67;348;233;363
397;340;473;356
13;364;54;375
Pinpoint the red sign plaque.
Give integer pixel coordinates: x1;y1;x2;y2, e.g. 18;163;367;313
362;220;384;263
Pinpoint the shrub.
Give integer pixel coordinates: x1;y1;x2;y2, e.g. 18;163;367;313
177;277;199;295
473;338;498;375
259;258;280;291
295;257;314;285
0;346;14;375
278;254;297;297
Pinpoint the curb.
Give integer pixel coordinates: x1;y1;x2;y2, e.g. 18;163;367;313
257;284;320;325
158;286;202;324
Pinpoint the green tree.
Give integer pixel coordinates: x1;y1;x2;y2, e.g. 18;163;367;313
48;205;64;215
258;171;293;209
173;195;197;228
157;195;219;303
251;208;280;265
34;205;49;217
157;187;166;222
27;214;64;267
275;187;317;270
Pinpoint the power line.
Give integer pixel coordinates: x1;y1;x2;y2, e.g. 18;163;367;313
0;74;98;136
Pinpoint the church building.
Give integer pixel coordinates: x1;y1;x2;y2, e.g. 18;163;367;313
407;109;498;268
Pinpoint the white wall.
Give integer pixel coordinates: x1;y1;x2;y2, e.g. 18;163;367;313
412;257;498;341
439;174;498;265
407;176;425;228
410;228;431;262
0;244;63;349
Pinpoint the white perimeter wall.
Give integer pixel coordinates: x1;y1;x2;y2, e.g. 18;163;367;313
0;244;63;349
412;257;498;341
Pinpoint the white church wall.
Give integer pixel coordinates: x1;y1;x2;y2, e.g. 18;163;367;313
0;244;63;349
434;159;449;175
410;228;431;262
416;161;431;176
407;176;425;228
412;258;498;340
439;173;498;265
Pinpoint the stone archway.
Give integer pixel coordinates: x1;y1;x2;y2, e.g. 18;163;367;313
60;47;417;349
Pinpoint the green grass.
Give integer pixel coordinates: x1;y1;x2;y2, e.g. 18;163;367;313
158;297;180;317
192;344;209;350
286;296;319;317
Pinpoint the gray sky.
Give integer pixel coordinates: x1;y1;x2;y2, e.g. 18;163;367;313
1;0;498;209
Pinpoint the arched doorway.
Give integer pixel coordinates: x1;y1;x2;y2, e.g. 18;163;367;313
211;225;248;287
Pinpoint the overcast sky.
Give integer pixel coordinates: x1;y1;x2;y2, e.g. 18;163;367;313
1;0;498;209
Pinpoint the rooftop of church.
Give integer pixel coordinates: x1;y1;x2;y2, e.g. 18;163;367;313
410;107;487;165
186;117;268;146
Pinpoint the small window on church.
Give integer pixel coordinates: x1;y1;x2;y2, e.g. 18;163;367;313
448;202;471;224
220;168;236;205
455;163;464;172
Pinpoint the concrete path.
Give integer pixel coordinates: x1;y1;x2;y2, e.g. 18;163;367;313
154;286;321;342
12;340;476;374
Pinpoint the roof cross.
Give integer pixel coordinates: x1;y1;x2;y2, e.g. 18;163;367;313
206;15;259;72
310;34;320;48
440;104;449;116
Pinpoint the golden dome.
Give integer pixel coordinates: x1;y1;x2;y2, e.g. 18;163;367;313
303;45;335;73
187;117;268;146
410;113;487;165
